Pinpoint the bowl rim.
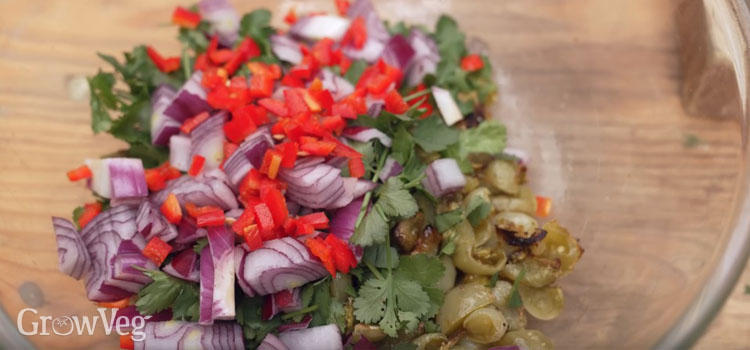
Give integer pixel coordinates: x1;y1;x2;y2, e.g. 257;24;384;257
655;0;750;348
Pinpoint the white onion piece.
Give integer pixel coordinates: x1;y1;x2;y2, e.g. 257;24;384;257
278;324;343;350
52;217;90;280
422;158;467;198
290;15;351;41
342;127;392;147
169;135;192;171
405;28;439;87
259;333;290;350
432;86;464;126
240;237;327;295
85;158;112;198
271;35;303;64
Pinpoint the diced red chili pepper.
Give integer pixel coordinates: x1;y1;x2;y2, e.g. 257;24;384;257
247;62;281;79
300;90;322;113
180;111;210;135
261;187;288;228
260;149;283;179
195;210;225;227
160;192;182;224
207;85;244;110
188;155;206;177
231;208;255;234
325;234;357;273
460;53;485;72
321;115;345;134
67;165;92;182
224;108;258;144
288;66;312;80
224;38;261;76
201;67;228;89
379;60;403;88
223;142;238;162
296;223;314;236
367;74;392;95
209;49;233;64
207;35;219;56
144;169;166;191
120;333;134;350
258;98;289;117
146;46;181;73
282;218;297;236
142;237;173;265
348;157;366;178
243;224;263;250
310;89;334;111
172;6;201;29
345;95;368;114
185;202;223;218
335;0;351;16
97;296;131;309
249;74;275;98
78;202;102;229
298;212;329;229
283;121;305;142
247;104;270;125
157;162;182;180
384;89;409;114
239;169;263;197
253;202;275;232
284;89;310;116
305;237;336;276
331;102;357;119
280;142;299;168
342;17;367;49
326;136;362;158
312;38;335;66
300;141;337;156
194;53;209;71
339;55;352;75
282;74;306;90
284;7;298;24
535;196;552;218
355;65;380;90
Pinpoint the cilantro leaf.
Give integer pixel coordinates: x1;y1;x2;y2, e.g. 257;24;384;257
353;277;388;324
193;238;209;254
236;295;281;348
87;72;117;133
239;9;275;60
178;22;211;53
391;125;415;165
434;15;466;64
344;60;369;85
412;115;459;152
363;244;400;269
72;206;84;229
466;195;492;227
171;283;200;321
457;120;507;157
395;254;445;287
435;208;464;232
135;269;199;317
507;267;526;308
386;20;411;37
352;178;418;247
352;205;389;247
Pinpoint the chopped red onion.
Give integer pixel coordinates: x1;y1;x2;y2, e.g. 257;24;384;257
271;35;303;64
174;216;208;246
280;162;347;209
422;158;467;198
432;86;464;126
405;28;439;87
133;321;244;350
278;324;343;350
320;69;355;101
259;333;290;350
152;175;238;210
379;156;402;182
150;85;180;146
233;245;255;297
199;0;240;47
380;35;415;71
190;112;226;170
239;237;328;295
342;127;392;147
151;84;176;107
108;158;148;205
136;200;178;243
367;102;383;117
290;16;351;41
342;39;385;62
329;197;363;242
222;127;274;187
85;158;112;198
52;217;91;280
275;288;302;313
163;71;211;123
199;243;214;325
163;249;200;282
110;240;155;285
207;226;235;320
169;135;192;171
346;0;390;43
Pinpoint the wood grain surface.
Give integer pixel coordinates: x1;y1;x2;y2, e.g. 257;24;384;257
0;0;749;349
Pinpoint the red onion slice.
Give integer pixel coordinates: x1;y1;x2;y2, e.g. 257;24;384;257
85;158;112;198
108;158;148;205
153;175;238;210
281;163;347;209
163;71;211;123
223;127;274;187
52;217;91;280
379;156;403;182
198;0;240;47
163;249;200;282
199;243;214;325
136;200;178;243
329;197;363;242
207;226;235;320
320;69;355;101
190;112;226;170
380;35;415;71
271;35;303;64
259;333;290;350
342;127;392;147
150;85;180;146
422;158;467;198
133;321;244;350
342;39;385;62
233;245;256;297
110;240;155;285
278;324;343;350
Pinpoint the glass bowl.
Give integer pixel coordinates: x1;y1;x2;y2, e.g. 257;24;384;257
1;0;749;349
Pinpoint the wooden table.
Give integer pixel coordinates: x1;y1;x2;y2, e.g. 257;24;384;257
0;0;749;349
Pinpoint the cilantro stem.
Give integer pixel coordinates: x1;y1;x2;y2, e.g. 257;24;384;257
402;173;426;189
364;261;385;280
403;88;431;102
354;150;391;229
280;305;318;321
181;48;192;81
385;229;393;276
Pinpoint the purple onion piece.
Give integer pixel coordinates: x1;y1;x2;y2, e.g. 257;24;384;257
271;35;303;64
190;112;226;170
136;200;178;243
342;127;392;147
379;157;403;182
52;217;91;280
198;0;240;47
207;226;235;320
133;321;244;350
152;175;238;210
329;197;363;242
199;244;214;325
258;333;290;350
380;35;415;71
346;0;390;42
108;158;148;203
278;324;343;350
163;71;211;123
222;127;274;187
169;135;192;171
422;158;467;198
